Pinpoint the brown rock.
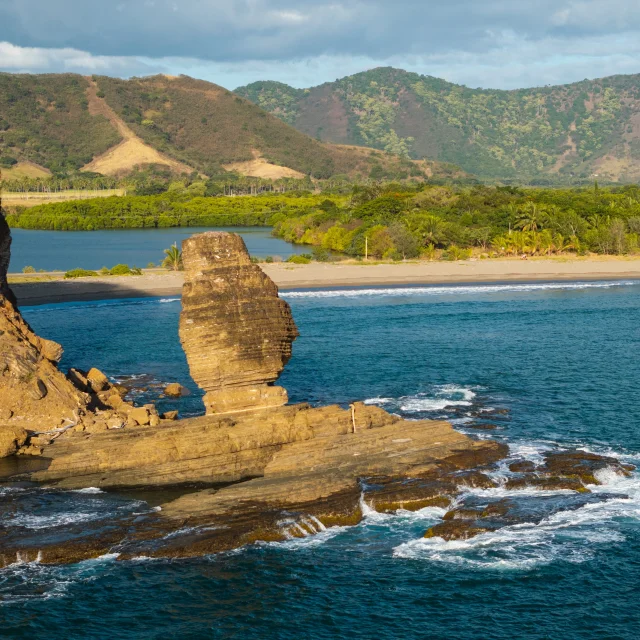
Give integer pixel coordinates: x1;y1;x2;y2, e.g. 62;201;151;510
505;475;589;492
0;408;13;422
129;407;151;426
179;232;299;414
0;425;28;457
164;383;188;397
86;368;111;393
161;410;179;421
0;218;89;444
67;368;90;393
106;416;125;430
508;460;536;473
540;450;635;484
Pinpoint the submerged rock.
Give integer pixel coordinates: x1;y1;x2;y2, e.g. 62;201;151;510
539;450;635;484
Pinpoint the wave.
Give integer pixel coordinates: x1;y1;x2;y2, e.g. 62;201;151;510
391;439;640;570
283;280;639;300
365;384;478;414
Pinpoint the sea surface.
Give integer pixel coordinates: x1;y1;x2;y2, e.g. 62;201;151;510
3;280;640;639
9;226;307;271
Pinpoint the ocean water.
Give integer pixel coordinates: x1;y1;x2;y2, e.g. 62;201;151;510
3;280;640;639
10;226;307;271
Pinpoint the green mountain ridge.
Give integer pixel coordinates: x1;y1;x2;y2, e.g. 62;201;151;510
235;67;640;183
0;72;462;182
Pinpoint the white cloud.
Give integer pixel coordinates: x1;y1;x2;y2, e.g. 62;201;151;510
0;41;165;75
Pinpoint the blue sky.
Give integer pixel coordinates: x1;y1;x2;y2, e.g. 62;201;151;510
1;0;640;89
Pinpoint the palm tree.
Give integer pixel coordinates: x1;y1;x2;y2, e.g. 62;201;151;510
162;243;183;271
516;202;547;232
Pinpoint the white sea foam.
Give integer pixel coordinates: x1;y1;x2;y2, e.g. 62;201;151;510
69;487;104;494
391;440;640;570
365;384;478;414
7;511;103;530
283;280;639;300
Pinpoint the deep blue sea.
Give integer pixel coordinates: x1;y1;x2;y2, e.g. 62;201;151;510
10;226;307;271
3;280;640;639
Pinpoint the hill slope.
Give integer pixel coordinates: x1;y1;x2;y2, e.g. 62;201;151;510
236;67;640;182
0;72;462;182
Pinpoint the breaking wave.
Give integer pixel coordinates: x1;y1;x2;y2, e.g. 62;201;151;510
283;280;639;300
365;384;478;413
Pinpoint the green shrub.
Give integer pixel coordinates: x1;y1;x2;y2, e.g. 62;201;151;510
264;256;274;263
109;264;134;276
146;262;156;268
99;266;110;275
287;254;311;264
64;268;99;279
22;266;36;274
311;247;330;262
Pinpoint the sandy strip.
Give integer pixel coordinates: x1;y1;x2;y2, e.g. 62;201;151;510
11;258;640;306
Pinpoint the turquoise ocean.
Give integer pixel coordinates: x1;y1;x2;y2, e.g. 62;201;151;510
2;280;640;639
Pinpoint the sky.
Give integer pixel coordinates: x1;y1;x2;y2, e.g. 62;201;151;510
1;0;640;90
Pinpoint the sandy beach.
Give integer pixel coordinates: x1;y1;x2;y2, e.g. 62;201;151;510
10;257;640;306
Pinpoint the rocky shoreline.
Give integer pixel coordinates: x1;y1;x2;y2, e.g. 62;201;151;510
0;217;635;567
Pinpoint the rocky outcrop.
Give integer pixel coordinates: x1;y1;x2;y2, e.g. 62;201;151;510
179;232;298;414
0;213;15;305
0;229;515;566
0;214;89;433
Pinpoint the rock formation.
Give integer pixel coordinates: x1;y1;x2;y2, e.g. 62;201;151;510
0;214;88;440
179;232;298;414
0;228;517;566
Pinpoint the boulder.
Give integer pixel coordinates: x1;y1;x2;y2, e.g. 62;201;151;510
86;368;111;393
179;232;298;414
129;407;151;426
164;383;188;397
161;410;179;421
0;426;28;457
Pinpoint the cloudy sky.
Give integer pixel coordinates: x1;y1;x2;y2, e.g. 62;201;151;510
1;0;639;89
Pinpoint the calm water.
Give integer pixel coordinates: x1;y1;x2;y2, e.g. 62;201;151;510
3;280;640;639
10;226;307;271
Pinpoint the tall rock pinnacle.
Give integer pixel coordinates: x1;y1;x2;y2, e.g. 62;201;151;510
179;232;299;414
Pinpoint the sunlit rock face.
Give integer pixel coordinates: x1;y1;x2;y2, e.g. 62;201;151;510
0;213;14;304
179;232;299;414
0;214;87;435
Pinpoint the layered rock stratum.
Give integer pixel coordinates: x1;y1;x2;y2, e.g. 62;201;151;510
2;228;631;567
180;232;298;414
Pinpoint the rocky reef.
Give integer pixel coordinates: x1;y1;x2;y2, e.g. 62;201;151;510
0;225;634;567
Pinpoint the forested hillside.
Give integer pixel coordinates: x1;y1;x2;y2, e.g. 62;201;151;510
0;74;121;173
0;72;462;182
236;67;640;183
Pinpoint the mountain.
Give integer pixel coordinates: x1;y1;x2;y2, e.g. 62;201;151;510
235;67;640;183
0;72;464;182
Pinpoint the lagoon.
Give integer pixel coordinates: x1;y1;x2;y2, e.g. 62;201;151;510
9;226;307;272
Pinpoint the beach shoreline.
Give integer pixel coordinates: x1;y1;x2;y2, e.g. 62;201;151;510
10;257;640;306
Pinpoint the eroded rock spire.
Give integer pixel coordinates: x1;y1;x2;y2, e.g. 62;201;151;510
179;232;299;414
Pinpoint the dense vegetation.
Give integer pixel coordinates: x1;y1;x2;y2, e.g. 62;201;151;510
0;73;121;173
236;67;640;183
7;180;640;259
272;183;640;259
5;191;347;231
